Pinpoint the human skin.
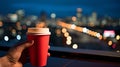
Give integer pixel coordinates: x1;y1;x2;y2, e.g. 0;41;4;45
0;40;50;67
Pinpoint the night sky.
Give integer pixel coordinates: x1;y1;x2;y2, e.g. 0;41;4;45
0;0;120;18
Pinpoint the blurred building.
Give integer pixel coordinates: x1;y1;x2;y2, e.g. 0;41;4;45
76;8;82;25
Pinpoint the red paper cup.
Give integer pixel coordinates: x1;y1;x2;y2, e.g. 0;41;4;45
27;28;51;67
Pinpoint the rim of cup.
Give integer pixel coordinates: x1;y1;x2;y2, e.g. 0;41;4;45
27;28;51;35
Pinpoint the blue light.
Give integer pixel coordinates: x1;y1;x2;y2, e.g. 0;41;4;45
16;35;21;40
4;36;9;41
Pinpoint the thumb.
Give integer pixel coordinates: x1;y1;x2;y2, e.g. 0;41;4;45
17;40;34;51
6;40;34;62
13;40;34;53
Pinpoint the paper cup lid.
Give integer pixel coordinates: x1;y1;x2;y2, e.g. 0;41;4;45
27;28;51;34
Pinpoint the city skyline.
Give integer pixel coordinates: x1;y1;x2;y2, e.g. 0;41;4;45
0;0;120;18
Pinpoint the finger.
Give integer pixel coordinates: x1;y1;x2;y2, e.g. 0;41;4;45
48;53;50;57
48;45;50;49
19;40;34;49
7;40;34;62
48;45;50;57
19;49;28;64
14;40;34;53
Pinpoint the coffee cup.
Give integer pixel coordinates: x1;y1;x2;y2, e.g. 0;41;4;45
27;28;51;67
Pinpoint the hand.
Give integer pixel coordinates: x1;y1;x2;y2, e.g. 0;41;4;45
0;40;50;67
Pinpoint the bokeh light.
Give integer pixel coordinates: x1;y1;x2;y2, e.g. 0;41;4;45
0;21;3;27
4;36;9;41
51;13;56;19
116;35;120;40
71;24;76;29
72;44;78;49
62;28;67;33
108;41;112;46
55;29;61;36
64;32;69;37
72;16;77;22
67;36;72;41
16;35;21;40
112;44;116;49
83;27;88;33
66;40;71;45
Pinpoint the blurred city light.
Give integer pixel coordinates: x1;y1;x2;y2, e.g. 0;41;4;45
11;29;17;36
16;35;21;40
0;21;3;27
55;29;61;36
67;36;72;41
22;25;27;30
98;35;103;40
72;44;78;49
4;36;9;41
96;33;101;38
0;4;119;52
16;9;25;16
51;13;56;19
62;28;67;33
70;24;76;29
72;16;77;22
64;32;69;37
66;40;71;45
108;41;112;46
83;27;88;33
116;50;120;53
58;22;103;40
16;22;22;30
112;44;116;49
8;14;18;22
26;21;32;26
103;30;115;38
116;35;120;40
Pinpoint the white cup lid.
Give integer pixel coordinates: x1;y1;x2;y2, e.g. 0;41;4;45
27;28;51;34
